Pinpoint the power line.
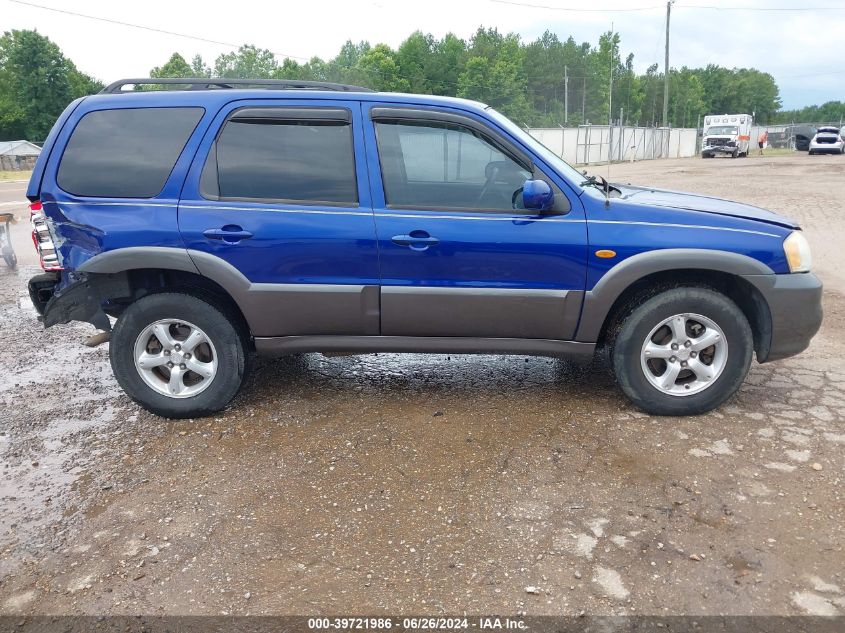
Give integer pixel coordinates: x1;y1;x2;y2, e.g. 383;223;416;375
491;0;845;10
490;0;662;11
680;3;845;10
7;0;313;61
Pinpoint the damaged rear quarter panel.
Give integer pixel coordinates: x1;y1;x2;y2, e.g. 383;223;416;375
42;199;186;278
36;96;218;279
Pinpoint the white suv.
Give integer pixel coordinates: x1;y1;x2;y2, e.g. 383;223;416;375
809;126;844;155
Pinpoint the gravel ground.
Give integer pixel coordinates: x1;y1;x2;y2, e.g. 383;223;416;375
0;154;843;617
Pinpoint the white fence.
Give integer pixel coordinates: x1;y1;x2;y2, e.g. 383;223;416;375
527;125;699;165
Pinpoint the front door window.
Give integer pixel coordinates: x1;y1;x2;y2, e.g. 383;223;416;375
374;120;531;211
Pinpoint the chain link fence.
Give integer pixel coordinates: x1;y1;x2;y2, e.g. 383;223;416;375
528;125;699;165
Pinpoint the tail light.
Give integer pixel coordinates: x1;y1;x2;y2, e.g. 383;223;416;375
30;201;63;271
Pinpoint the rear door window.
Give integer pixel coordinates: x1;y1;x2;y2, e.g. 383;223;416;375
57;107;203;198
202;107;358;205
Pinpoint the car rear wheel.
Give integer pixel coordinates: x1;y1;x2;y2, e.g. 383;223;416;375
110;292;250;418
611;287;753;416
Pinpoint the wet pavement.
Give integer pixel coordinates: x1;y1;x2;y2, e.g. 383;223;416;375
0;155;843;616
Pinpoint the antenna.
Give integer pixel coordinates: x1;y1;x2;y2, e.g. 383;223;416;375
606;23;614;208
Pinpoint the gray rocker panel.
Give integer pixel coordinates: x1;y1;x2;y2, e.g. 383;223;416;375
254;335;596;358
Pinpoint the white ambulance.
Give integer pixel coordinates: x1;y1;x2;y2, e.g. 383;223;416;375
701;114;753;158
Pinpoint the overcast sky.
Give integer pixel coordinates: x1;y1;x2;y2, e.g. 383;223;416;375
3;0;842;109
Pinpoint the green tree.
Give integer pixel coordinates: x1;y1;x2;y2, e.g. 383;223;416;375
191;54;211;78
586;31;620;124
774;101;845;125
698;65;781;124
213;45;277;78
151;52;194;78
0;29;101;141
396;31;434;94
357;44;410;92
428;33;466;96
668;68;706;128
458;28;531;123
523;31;565;124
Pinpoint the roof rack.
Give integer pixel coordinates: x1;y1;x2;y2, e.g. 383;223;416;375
100;77;374;94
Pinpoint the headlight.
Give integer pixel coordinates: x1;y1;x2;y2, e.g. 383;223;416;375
783;231;812;273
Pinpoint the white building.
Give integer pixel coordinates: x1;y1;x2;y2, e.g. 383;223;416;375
0;140;42;170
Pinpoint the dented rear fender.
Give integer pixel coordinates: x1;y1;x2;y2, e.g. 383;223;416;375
30;272;131;332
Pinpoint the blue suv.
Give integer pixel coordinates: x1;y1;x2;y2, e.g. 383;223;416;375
26;78;822;418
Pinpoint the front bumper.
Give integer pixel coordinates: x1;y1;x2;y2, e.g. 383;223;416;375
742;272;823;362
702;145;737;155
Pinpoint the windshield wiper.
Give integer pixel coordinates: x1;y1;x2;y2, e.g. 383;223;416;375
580;173;610;192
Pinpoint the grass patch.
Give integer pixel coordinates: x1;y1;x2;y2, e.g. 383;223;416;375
747;148;799;158
0;170;32;181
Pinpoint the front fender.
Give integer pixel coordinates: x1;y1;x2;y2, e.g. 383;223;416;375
575;248;774;342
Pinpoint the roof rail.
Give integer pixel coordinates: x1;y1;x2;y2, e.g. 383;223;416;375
100;77;374;94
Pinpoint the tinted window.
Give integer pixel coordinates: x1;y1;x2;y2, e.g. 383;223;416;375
211;116;357;204
375;120;531;211
58;107;203;198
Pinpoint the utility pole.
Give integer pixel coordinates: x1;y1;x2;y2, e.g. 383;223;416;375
564;65;569;125
582;76;587;123
662;0;674;127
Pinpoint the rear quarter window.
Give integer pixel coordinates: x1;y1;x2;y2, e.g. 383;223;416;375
57;107;204;198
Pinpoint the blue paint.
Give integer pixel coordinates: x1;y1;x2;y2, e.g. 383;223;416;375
30;88;800;309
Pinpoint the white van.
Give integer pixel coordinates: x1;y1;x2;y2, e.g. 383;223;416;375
702;114;753;158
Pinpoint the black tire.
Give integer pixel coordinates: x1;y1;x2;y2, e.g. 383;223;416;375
611;287;753;416
110;292;250;418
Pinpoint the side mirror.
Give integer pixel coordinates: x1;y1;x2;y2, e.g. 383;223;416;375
522;179;554;211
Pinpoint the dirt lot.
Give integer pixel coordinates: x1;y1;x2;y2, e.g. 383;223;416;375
0;154;843;617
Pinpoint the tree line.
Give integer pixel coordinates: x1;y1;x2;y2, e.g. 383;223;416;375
152;29;784;129
0;28;840;143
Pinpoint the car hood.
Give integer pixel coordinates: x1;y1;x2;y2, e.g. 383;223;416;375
613;184;799;229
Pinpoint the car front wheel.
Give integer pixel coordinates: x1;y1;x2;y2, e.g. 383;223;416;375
110;292;250;418
611;287;753;416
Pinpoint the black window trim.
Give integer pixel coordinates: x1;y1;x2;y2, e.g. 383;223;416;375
200;105;360;208
371;107;570;216
57;105;205;200
370;106;532;172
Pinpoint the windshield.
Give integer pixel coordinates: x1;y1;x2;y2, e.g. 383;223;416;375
706;126;738;136
484;107;586;189
817;127;840;135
